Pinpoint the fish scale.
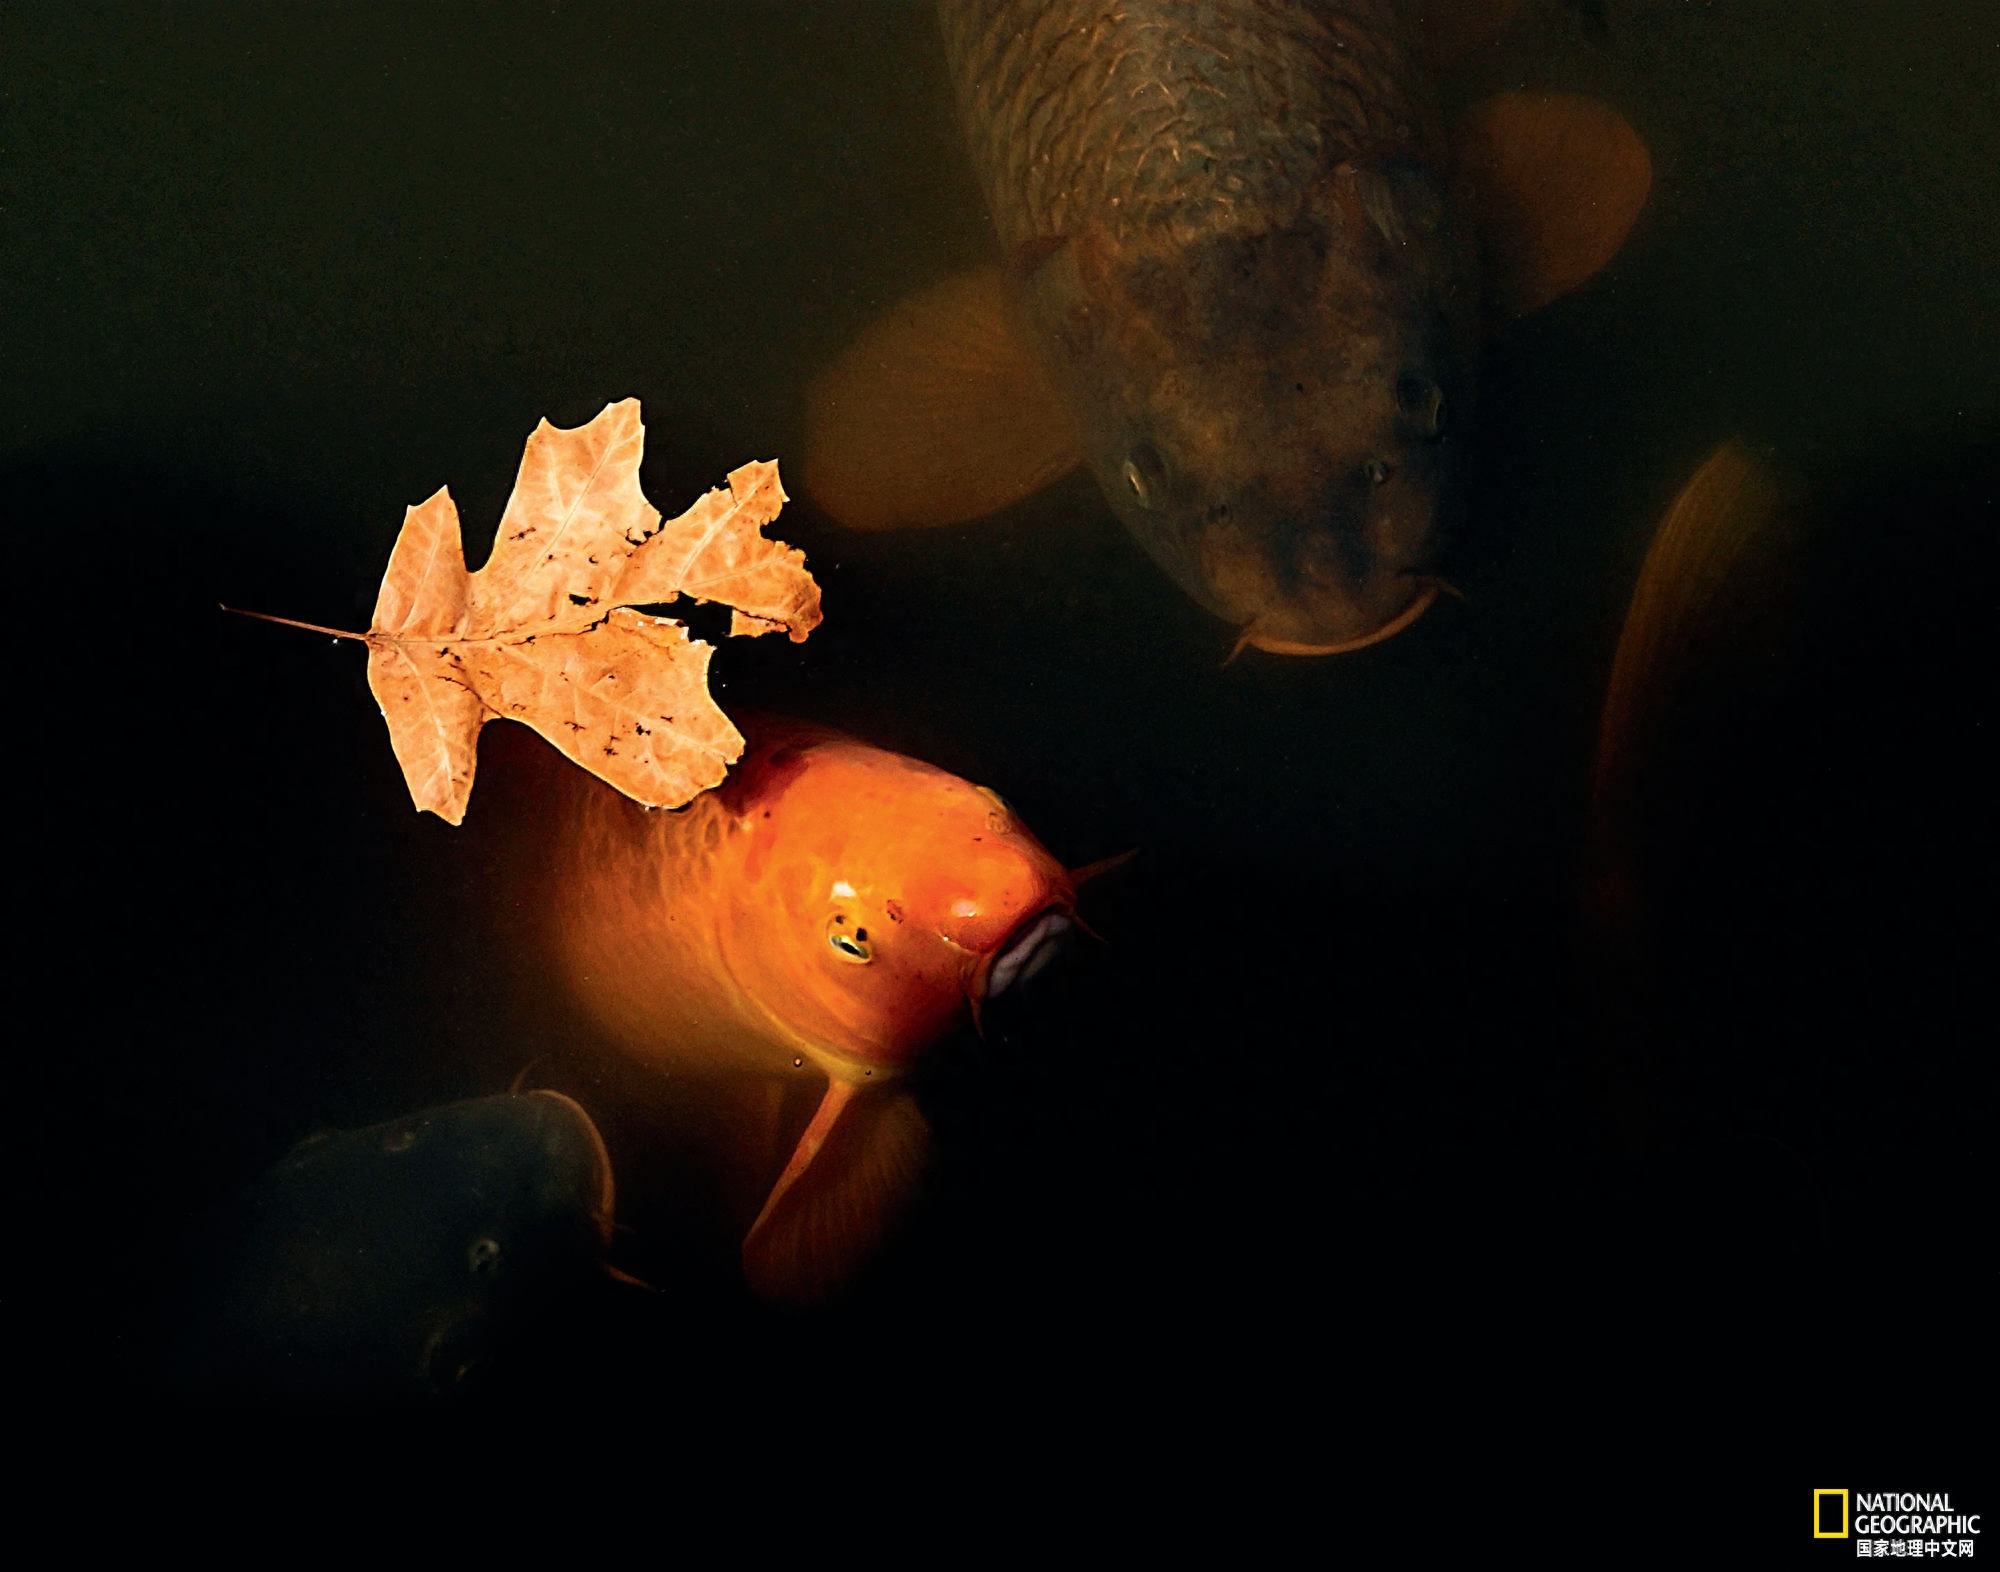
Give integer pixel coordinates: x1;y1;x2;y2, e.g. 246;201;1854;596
941;0;1437;253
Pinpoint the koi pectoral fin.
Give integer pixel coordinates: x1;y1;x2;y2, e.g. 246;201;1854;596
741;1080;931;1305
1583;440;1791;1161
802;266;1084;530
1456;92;1653;321
1592;440;1787;807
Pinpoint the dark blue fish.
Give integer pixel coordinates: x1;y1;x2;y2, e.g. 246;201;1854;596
164;1092;617;1402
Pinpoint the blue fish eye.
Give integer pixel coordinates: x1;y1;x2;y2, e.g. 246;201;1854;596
1396;374;1447;438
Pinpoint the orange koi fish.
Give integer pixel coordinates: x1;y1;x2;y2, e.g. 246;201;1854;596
509;716;1078;1303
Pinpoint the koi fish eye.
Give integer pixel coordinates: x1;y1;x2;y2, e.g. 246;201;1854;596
1396;373;1447;438
1363;458;1394;487
975;784;1016;831
826;914;873;964
1122;441;1168;511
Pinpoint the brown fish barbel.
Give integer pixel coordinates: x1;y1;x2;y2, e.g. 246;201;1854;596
807;0;1651;654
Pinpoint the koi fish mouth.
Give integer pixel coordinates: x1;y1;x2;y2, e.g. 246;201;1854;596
985;909;1074;999
1228;579;1446;661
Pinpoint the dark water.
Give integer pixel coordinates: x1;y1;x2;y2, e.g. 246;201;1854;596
7;1;1992;1455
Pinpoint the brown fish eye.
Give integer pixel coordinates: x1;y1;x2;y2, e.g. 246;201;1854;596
1364;458;1393;487
467;1237;503;1275
1396;374;1447;438
1122;460;1151;507
1122;443;1166;510
826;916;872;964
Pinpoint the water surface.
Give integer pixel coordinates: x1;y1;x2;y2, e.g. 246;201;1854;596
7;2;1992;1425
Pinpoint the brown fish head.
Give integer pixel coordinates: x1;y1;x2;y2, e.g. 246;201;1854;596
1023;161;1477;654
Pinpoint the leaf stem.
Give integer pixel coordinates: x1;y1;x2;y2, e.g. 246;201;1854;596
221;604;369;641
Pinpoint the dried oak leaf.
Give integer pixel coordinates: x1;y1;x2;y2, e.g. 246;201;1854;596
359;398;818;823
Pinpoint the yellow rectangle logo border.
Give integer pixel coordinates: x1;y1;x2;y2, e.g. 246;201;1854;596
1814;1489;1850;1539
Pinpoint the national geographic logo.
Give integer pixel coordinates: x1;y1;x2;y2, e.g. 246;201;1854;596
1816;1491;1981;1558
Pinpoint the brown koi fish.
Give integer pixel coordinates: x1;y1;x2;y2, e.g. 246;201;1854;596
807;0;1651;655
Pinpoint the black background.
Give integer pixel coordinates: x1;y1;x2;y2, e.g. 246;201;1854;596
5;1;1990;1461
